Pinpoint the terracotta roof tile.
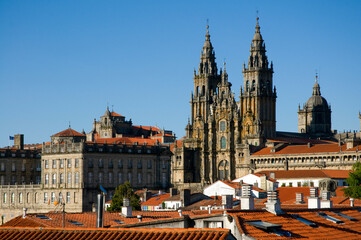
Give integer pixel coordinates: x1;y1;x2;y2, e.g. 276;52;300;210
141;193;170;206
110;111;124;117
256;169;351;179
87;137;158;145
52;128;84;137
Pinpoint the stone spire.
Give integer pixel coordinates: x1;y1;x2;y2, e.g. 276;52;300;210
247;17;269;69
198;25;218;76
312;74;321;96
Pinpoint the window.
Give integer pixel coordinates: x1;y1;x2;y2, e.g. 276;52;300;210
220;121;226;131
52;174;57;184
12;162;16;171
67;159;71;168
246;80;249;91
0;175;4;185
0;162;5;171
108;160;113;168
36;176;41;184
147;159;152;169
109;172;113;184
99;172;103;183
60;159;64;168
35;193;38;203
218;160;229;180
44;192;48;203
11;193;14;203
162;172;166;188
128;173;132;183
75;159;79;168
75;172;79;184
128;159;132;169
137;160;142;169
162;160;166;169
60;173;64;184
45;174;49;184
59;192;63;203
51;192;55;203
52;160;56;169
118;160;123;169
67;173;71;185
66;192;70;203
137;173;142;184
22;162;26;171
45;160;49;169
147;173;151;184
289;182;293;187
3;193;7;203
19;193;23;203
11;175;16;184
99;159;103;168
88;172;93;183
221;136;226;149
252;80;255;91
118;173;123;184
88;159;93;168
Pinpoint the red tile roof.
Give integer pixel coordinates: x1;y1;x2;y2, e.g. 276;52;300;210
110;111;124;117
170;140;183;151
87;137;158;145
221;180;266;193
256;169;351;179
141;193;170;206
0;227;232;240
228;208;361;239
52;128;84;137
132;125;161;132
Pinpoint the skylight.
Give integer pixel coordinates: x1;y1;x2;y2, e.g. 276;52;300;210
331;212;357;221
245;220;291;237
290;214;317;228
35;215;51;220
113;220;125;224
69;220;83;226
317;212;343;224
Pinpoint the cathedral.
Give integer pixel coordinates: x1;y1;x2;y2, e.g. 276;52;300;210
171;19;360;190
172;18;277;188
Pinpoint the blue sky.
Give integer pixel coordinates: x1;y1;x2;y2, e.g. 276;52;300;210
0;0;360;147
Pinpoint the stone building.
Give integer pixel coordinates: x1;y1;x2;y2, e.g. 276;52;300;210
0;110;173;223
171;19;361;190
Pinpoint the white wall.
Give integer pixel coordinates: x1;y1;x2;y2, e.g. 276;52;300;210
203;181;236;198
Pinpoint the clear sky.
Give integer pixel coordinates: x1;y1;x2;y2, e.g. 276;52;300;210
0;0;360;147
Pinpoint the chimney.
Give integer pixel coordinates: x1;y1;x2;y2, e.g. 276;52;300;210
308;187;320;209
122;198;132;217
350;198;355;207
181;189;191;207
208;205;212;214
265;191;283;215
170;188;178;197
320;191;333;208
96;194;104;228
143;190;152;202
222;195;233;209
22;208;27;219
270;172;275;180
240;184;254;210
14;134;24;150
137;215;142;222
295;193;305;204
178;209;182;216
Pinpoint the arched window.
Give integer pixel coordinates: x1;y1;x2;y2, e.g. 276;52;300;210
202;85;205;96
52;174;57;184
196;86;199;96
246;81;249;91
252;80;255;91
19;193;23;203
218;160;230;180
220;121;226;131
45;174;49;184
3;193;7;203
221;136;226;149
11;193;15;203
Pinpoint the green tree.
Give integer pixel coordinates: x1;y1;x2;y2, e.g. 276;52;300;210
342;162;361;199
107;181;141;211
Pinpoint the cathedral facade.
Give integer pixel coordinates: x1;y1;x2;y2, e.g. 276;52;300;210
172;19;276;188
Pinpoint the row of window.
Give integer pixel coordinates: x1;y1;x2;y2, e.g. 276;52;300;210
88;159;163;169
44;172;79;185
0;175;41;185
0;161;41;172
2;192;75;204
87;172;166;185
44;159;79;169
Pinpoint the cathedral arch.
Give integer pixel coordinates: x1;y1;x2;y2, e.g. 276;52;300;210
218;160;229;180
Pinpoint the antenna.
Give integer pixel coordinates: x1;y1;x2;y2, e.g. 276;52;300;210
69;121;71;129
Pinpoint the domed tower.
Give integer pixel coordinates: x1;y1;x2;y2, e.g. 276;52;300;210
298;75;332;137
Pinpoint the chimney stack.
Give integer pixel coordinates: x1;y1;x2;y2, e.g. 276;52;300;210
308;188;320;209
96;194;104;228
178;209;182;216
222;195;233;209
181;189;191;207
350;198;355;207
208;205;212;214
143;190;152;202
122;198;132;217
270;172;276;180
137;215;142;222
240;184;254;210
295;193;305;204
265;191;283;215
23;208;27;219
320;191;333;208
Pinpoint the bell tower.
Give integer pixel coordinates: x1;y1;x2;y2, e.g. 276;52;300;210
240;18;276;145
